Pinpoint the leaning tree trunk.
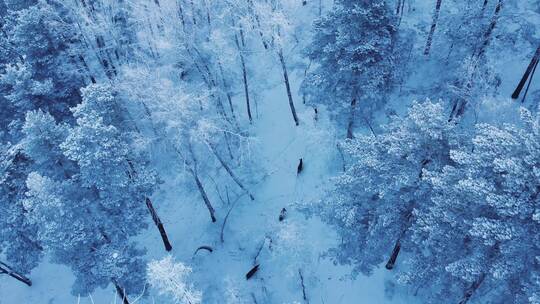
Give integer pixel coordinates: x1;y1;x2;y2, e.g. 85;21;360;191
145;198;172;251
385;239;401;270
190;168;217;222
218;61;240;130
512;45;540;99
520;57;539;103
247;0;270;49
385;205;421;270
298;268;309;303
278;48;300;126
172;145;217;223
386;160;429;269
0;261;32;287
113;281;130;304
424;0;443;56
458;273;486;304
125;160;172;252
346;97;357;139
481;0;489;15
207;142;255;201
234;27;253;123
475;0;503;59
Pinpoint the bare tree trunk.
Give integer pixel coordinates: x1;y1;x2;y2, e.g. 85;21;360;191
177;0;187;32
385;163;427;270
77;55;96;84
207;142;255;201
234;27;253;123
172;145;217;223
475;0;503;59
385;240;401;270
512;45;540;99
113;281;130;304
298;268;309;303
145;198;172;251
346;97;357;139
278;48;299;126
190;168;217;222
395;0;405;25
458;273;486;304
0;261;32;287
218;62;240;129
481;0;489;15
125;160;172;251
247;0;270;49
190;0;197;25
520;57;539;103
424;0;443;56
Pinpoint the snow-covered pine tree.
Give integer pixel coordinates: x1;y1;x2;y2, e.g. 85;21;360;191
23;172;146;301
316;100;462;275
415;0;506;120
62;84;171;251
0;143;41;286
1;0;85;122
0;0;88;286
303;0;398;138
20;85;155;301
403;107;540;303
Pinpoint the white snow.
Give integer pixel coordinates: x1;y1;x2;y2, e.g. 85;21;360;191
0;35;418;304
9;0;538;303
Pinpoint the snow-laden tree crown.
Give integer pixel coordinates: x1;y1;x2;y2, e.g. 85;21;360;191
1;0;540;303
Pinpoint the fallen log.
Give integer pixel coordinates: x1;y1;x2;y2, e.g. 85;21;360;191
246;264;260;280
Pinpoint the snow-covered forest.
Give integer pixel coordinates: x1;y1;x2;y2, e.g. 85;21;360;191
1;0;540;303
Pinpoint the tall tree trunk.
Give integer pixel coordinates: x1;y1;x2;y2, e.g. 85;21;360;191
125;160;172;252
78;55;96;84
190;0;197;25
424;0;443;56
113;281;130;304
190;168;217;222
207;142;255;201
475;0;503;59
395;0;405;25
177;0;187;32
218;62;240;129
234;28;253;123
457;273;486;304
0;261;32;287
346;97;357;139
172;145;217;223
247;0;269;49
520;57;539;103
385;239;401;270
481;0;489;15
278;48;299;126
512;45;540;99
145;198;172;251
385;160;428;270
396;0;402;14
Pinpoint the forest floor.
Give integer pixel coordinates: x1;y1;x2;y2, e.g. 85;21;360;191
0;45;420;303
9;0;539;302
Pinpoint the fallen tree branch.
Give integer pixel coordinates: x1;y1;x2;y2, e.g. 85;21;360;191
298;268;309;303
246;264;260;280
193;246;214;256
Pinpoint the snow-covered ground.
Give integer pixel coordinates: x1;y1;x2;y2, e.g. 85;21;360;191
0;41;419;304
5;0;538;303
